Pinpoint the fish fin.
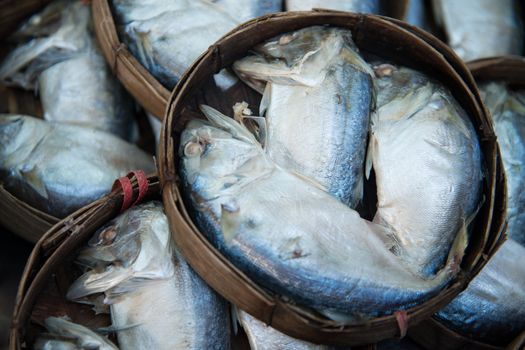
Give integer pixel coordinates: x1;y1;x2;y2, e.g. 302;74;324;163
352;169;364;206
134;28;155;70
95;323;140;335
319;309;358;325
66;265;132;300
365;131;376;180
221;200;240;244
19;166;48;199
259;82;271;117
45;317;118;350
200;104;260;146
289;170;328;193
233;101;267;148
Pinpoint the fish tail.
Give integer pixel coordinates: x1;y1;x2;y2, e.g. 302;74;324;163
429;217;469;287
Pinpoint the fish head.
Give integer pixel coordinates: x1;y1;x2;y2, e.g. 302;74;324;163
233;26;349;91
180;105;271;199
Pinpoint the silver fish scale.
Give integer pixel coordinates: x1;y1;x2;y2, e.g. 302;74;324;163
435;239;525;345
480;82;525;246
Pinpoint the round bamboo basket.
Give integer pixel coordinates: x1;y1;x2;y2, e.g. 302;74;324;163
409;56;525;350
158;11;506;346
9;173;159;349
91;0;410;120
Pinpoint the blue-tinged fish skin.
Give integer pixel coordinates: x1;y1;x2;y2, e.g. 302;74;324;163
479;82;525;246
67;202;230;350
233;26;374;208
0;115;154;218
370;64;482;278
179;105;466;320
285;0;380;13
435;239;525;345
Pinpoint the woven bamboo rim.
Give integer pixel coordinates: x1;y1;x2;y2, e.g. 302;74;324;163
91;0;410;120
9;173;160;350
158;11;506;346
408;56;525;350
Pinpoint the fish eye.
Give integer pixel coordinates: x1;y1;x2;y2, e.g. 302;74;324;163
184;140;204;157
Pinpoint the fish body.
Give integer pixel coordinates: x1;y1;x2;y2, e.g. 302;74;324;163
0;115;154;218
369;64;482;277
435;239;525;345
233;26;373;207
0;1;136;140
113;0;239;89
179;105;465;319
479;82;525;246
238;310;331;350
285;0;380;13
35;317;118;350
213;0;283;22
432;0;523;60
67;202;230;350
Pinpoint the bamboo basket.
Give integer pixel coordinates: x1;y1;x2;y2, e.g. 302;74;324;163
9;173;158;349
91;0;410;120
409;56;525;350
8;172;260;350
158;11;506;346
0;0;51;40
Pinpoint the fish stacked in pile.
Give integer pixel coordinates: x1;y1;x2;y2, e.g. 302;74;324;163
0;1;155;219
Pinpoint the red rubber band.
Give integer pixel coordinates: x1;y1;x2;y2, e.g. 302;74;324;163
131;170;148;206
112;176;133;212
394;310;408;338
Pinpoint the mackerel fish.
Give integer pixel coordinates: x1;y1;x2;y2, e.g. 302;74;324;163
0;115;154;218
67;201;230;350
479;82;525;246
113;0;240;90
369;64;482;277
233;26;374;207
179;104;466;320
435;239;525;345
432;0;523;61
0;1;136;140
